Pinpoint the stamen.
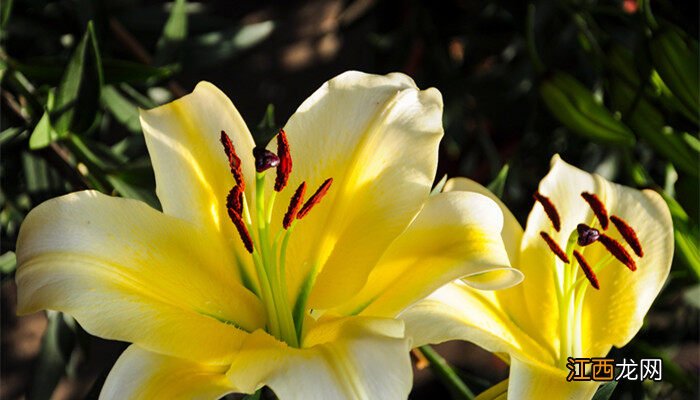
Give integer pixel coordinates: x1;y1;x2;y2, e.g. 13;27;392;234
220;131;245;190
610;215;644;257
573;250;600;289
576;223;600;246
227;186;244;216
275;129;292;192
283;182;306;229
253;148;280;172
540;231;569;263
534;192;561;232
297;178;333;220
581;192;609;230
227;206;254;253
598;234;636;271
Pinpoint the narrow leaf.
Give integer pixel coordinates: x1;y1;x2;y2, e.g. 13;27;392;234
154;0;188;66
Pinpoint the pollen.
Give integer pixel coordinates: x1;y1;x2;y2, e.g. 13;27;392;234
573;250;600;289
227;186;244;216
534;192;561;232
610;215;643;257
275;129;292;192
581;192;609;230
227;206;253;253
220;131;245;191
599;234;636;271
540;231;569;263
283;182;306;229
297;178;333;219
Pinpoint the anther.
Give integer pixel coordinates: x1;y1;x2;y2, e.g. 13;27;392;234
534;192;561;232
598;234;636;271
220;131;245;191
581;192;609;230
283;182;306;229
577;223;600;246
610;215;643;257
275;129;292;192
540;231;569;263
227;186;244;216
253;148;280;172
573;250;600;290
227;207;254;253
297;178;333;220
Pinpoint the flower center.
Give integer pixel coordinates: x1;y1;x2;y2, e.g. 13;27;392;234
534;191;645;365
220;129;333;347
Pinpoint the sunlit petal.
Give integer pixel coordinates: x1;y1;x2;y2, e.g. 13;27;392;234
16;191;263;363
100;345;233;400
401;282;554;366
579;186;673;356
272;71;444;309
140;82;257;281
226;317;412;400
507;358;599;400
338;191;521;317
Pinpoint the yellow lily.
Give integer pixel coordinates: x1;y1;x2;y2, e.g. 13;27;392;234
15;71;522;399
402;155;674;399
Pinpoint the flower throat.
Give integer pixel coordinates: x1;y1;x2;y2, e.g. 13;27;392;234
220;129;333;347
534;191;645;366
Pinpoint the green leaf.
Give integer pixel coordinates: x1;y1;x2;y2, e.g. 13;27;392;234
106;165;159;209
0;0;13;29
53;21;104;137
591;381;618;400
0;251;17;274
487;164;510;199
29;110;59;150
103;59;173;85
102;85;141;132
0;126;25;145
154;0;188;66
184;21;275;68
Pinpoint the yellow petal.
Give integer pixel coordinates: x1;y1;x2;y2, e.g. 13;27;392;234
337;191;521;317
226;316;412;399
272;71;444;309
16;191;264;363
511;155;599;360
100;345;233;400
577;184;673;356
140;81;257;282
443;177;523;266
507;358;600;400
401;282;556;366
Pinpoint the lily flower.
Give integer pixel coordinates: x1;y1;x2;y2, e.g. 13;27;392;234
401;156;673;399
15;72;522;399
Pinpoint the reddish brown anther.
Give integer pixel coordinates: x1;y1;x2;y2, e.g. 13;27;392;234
534;192;561;232
227;207;253;253
540;232;570;263
599;234;636;271
220;131;245;191
573;250;600;290
581;192;609;230
297;178;333;220
610;215;643;257
275;129;292;192
283;182;306;229
227;186;244;216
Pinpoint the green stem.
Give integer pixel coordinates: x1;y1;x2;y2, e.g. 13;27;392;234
419;345;475;400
